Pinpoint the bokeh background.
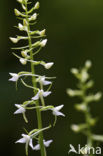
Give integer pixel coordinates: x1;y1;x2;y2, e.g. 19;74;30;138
1;0;103;155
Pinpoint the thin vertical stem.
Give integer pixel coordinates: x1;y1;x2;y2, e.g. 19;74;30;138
82;87;93;156
25;4;46;156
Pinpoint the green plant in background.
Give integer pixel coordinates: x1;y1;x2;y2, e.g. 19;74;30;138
67;60;103;155
9;0;65;156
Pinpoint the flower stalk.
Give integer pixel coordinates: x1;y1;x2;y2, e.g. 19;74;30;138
25;3;46;156
67;60;103;156
9;0;65;156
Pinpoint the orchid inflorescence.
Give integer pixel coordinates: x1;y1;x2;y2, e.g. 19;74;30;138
9;0;65;156
67;60;103;155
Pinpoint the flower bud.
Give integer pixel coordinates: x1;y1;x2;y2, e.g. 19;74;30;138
18;23;24;31
81;70;89;82
38;29;46;36
75;103;87;112
44;62;54;69
9;37;19;43
67;89;83;97
29;13;37;21
85;60;92;69
40;39;47;47
94;92;102;101
34;2;40;9
21;51;28;57
71;125;80;133
14;9;21;16
71;68;79;75
19;58;27;65
17;0;23;3
23;19;28;26
86;80;94;88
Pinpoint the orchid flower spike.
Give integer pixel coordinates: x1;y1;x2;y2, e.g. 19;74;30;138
33;140;53;150
9;73;19;82
32;89;51;101
36;76;52;86
51;105;65;117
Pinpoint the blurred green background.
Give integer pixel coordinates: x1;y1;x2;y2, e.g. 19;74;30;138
1;0;103;155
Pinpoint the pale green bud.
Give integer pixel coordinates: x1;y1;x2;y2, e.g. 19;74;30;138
71;124;87;133
18;23;24;31
22;4;26;10
14;9;21;16
94;92;102;101
38;29;46;36
21;51;28;57
17;0;23;3
85;60;92;69
71;68;79;75
81;70;89;82
34;2;40;9
71;124;80;133
75;103;87;112
88;118;97;126
40;39;47;47
9;37;19;43
44;62;54;69
29;13;37;21
23;19;28;26
67;89;83;97
86;80;94;88
19;58;27;65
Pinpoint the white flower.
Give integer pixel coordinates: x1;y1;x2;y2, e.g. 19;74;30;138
16;134;34;150
51;105;65;117
33;140;53;150
9;73;19;82
36;76;52;86
43;62;54;69
19;58;27;65
32;89;51;100
29;13;37;21
40;39;47;47
9;37;19;43
34;2;40;9
14;104;26;114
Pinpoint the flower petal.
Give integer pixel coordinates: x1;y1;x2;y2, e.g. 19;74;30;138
44;140;53;147
52;110;65;117
16;138;26;144
43;80;52;86
14;107;25;114
32;92;39;100
55;105;64;111
29;139;34;149
43;91;51;97
33;144;40;150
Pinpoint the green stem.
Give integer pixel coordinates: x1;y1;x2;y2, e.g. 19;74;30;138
82;87;93;156
25;4;46;156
